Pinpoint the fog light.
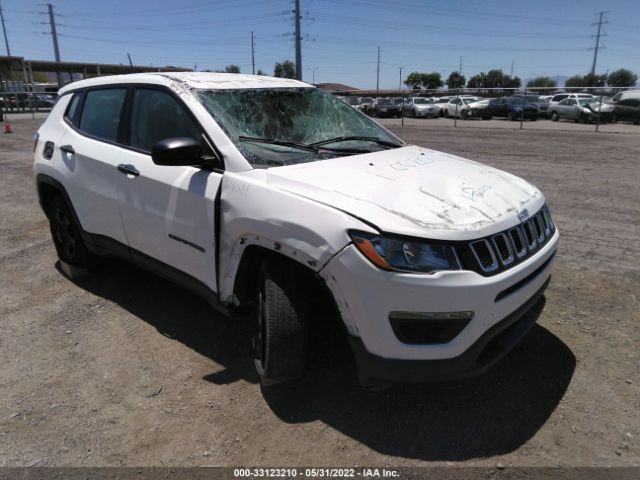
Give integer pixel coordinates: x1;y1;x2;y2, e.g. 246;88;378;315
389;311;474;344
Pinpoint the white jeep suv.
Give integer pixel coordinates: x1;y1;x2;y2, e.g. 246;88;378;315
34;73;558;386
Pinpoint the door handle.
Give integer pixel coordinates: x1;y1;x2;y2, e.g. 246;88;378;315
117;164;140;177
60;144;75;155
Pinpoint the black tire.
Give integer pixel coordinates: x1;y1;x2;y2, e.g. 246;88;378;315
252;257;309;385
551;111;559;122
411;108;416;118
443;109;449;118
507;111;515;121
611;114;618;124
483;115;492;120
47;196;95;268
461;110;468;120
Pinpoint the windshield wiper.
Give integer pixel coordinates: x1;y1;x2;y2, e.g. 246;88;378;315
238;136;319;153
238;136;372;154
310;136;402;148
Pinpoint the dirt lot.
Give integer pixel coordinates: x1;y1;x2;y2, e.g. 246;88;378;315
1;114;639;468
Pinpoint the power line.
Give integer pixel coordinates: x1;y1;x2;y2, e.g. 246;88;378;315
590;11;608;76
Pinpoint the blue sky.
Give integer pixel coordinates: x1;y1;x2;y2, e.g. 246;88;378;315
1;0;638;88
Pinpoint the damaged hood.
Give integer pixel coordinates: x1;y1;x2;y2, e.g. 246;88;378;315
266;145;544;241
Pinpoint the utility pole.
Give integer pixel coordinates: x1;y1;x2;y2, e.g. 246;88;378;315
590;11;608;76
251;31;255;75
310;66;317;84
127;53;133;67
398;66;403;91
459;56;462;75
0;2;10;56
294;0;302;80
510;60;514;77
376;46;381;92
45;3;62;88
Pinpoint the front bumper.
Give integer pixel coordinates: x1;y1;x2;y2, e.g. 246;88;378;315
348;277;549;385
321;229;558;381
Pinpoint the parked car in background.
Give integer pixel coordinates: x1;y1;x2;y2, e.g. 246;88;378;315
358;97;374;114
403;97;440;118
459;98;492;120
433;97;453;116
609;89;640;104
487;97;538;121
340;96;361;109
548;97;609;123
369;97;402;117
513;94;550;118
443;97;481;118
611;98;640;124
547;93;596;109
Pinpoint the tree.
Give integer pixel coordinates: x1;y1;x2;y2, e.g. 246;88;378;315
583;73;606;87
466;72;486;89
607;68;638;87
225;64;240;73
404;72;423;89
466;69;520;92
256;69;267;75
446;71;465;89
526;76;557;93
404;71;443;90
565;75;584;89
274;60;295;79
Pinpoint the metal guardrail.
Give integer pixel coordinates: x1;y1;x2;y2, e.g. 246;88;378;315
1;91;54;118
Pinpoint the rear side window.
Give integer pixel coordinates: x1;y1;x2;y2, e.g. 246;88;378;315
78;89;127;142
65;93;81;124
129;88;201;152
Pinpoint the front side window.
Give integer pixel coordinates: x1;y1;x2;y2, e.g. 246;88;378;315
196;87;400;167
129;88;202;152
78;88;127;142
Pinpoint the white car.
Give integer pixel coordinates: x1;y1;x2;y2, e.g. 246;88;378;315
34;72;558;387
547;93;596;108
443;97;482;118
403;97;441;118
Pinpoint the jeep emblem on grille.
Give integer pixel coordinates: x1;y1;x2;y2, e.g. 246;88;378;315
517;209;529;222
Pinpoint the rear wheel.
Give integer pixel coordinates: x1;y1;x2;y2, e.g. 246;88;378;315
461;110;468;120
443;109;449;118
47;196;95;268
251;257;310;385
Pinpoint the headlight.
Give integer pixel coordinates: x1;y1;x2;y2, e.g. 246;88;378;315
350;232;461;273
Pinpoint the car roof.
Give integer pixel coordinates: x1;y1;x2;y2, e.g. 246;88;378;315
58;72;312;95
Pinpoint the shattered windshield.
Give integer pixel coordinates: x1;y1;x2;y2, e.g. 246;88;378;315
196;88;400;167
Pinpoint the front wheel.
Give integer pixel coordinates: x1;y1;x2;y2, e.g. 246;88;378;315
551;111;559;122
443;109;449;118
252;257;310;385
461;110;468;120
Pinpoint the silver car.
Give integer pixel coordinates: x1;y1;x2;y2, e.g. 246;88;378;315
548;98;603;123
403;97;441;118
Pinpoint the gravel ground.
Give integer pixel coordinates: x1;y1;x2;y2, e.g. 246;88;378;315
0;114;638;468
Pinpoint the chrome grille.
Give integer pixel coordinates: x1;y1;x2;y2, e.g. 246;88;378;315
469;206;556;273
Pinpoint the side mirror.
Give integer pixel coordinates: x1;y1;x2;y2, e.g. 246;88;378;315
151;137;202;166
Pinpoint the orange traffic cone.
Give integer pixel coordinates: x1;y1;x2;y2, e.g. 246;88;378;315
3;116;13;134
